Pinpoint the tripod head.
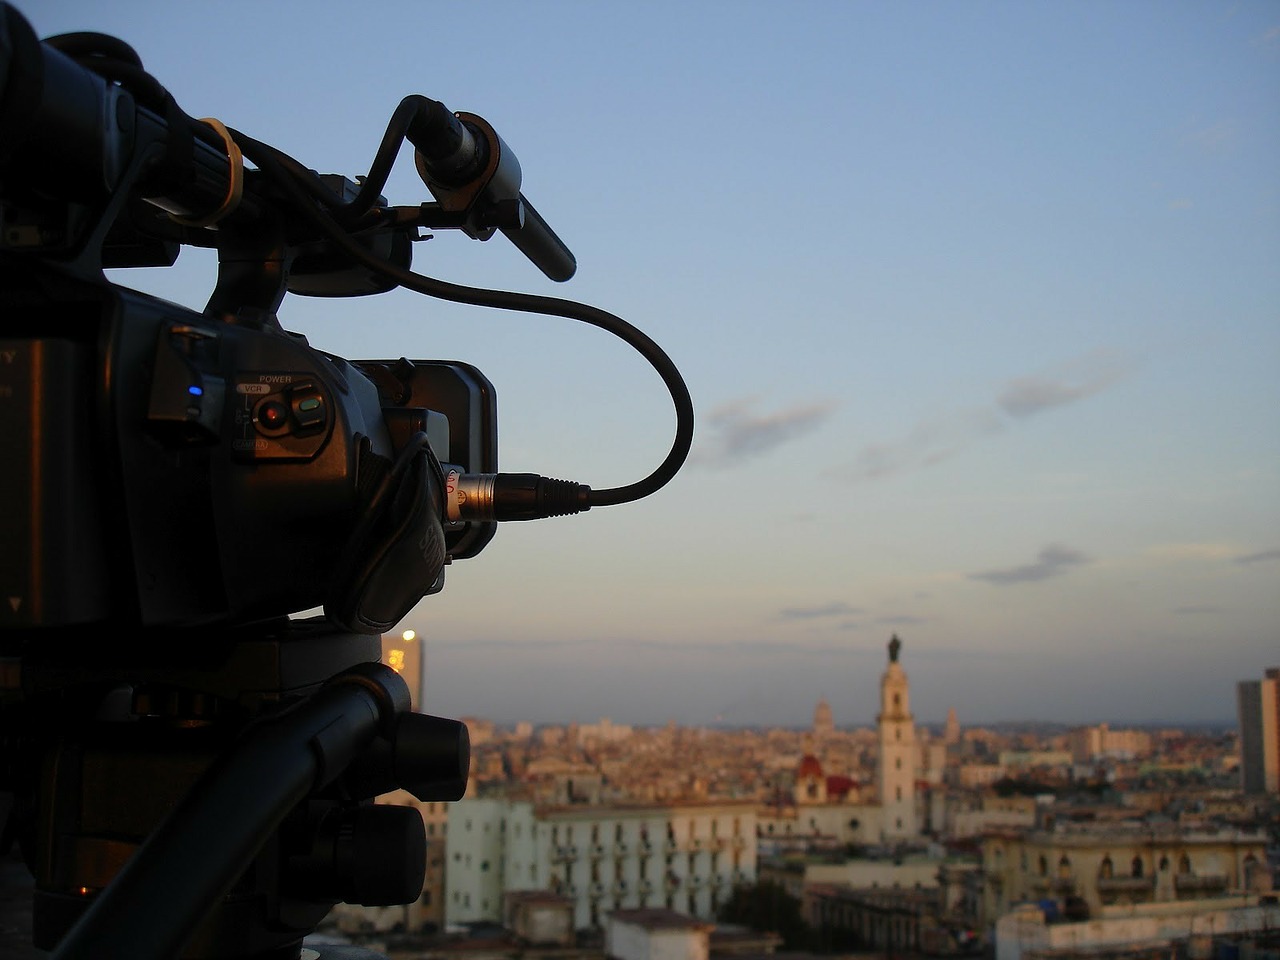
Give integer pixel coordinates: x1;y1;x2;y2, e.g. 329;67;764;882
0;4;693;957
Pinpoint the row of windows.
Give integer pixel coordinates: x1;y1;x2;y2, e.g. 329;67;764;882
1004;851;1251;878
549;881;727;918
459;813;755;844
548;818;745;844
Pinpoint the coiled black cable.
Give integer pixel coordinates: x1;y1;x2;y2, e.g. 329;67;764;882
233;130;695;509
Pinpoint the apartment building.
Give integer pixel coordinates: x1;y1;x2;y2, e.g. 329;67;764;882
981;822;1270;922
445;799;758;931
1067;724;1154;763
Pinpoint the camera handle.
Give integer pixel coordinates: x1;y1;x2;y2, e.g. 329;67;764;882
49;661;466;960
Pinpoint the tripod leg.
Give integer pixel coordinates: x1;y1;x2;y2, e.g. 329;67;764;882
51;664;409;960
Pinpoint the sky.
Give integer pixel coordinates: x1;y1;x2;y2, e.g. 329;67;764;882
18;1;1280;730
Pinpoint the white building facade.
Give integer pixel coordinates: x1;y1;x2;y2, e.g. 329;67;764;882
445;799;758;931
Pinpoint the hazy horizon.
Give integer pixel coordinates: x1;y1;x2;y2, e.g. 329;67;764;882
449;711;1242;734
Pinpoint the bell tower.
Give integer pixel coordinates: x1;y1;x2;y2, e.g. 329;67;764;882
876;634;917;839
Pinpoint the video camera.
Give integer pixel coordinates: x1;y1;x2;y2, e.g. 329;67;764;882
0;4;693;958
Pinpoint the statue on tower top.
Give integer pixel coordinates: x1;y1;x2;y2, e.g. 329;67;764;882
888;633;902;663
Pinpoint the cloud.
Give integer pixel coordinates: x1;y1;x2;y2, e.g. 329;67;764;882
691;396;836;469
969;544;1090;586
779;601;863;621
433;636;597;651
1235;548;1280;566
1144;544;1280;568
996;350;1131;419
832;407;1003;482
833;349;1132;483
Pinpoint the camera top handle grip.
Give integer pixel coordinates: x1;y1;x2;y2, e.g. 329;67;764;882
501;191;576;283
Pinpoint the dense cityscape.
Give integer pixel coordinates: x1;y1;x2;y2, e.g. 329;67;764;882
299;635;1280;960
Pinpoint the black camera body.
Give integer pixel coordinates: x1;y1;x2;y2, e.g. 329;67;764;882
1;263;498;638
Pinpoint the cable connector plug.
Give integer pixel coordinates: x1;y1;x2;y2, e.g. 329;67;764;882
445;470;591;522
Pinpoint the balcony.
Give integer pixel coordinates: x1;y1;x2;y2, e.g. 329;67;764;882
613;879;628;897
615;842;629;857
552;845;578;862
590;843;607;860
1174;873;1228;893
1097;875;1156;894
589;882;605;899
707;837;727;852
639;840;653;855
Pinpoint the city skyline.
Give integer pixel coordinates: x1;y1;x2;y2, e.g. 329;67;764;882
423;632;1262;730
21;1;1279;729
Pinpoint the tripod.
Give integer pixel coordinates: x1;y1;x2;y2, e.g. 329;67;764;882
6;618;468;960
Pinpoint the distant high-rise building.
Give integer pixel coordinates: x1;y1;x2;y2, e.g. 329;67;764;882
1237;667;1280;795
944;707;960;745
813;696;835;740
380;629;423;706
876;633;917;839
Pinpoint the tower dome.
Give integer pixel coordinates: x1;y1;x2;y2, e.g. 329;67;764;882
795;753;827;804
797;753;824;779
